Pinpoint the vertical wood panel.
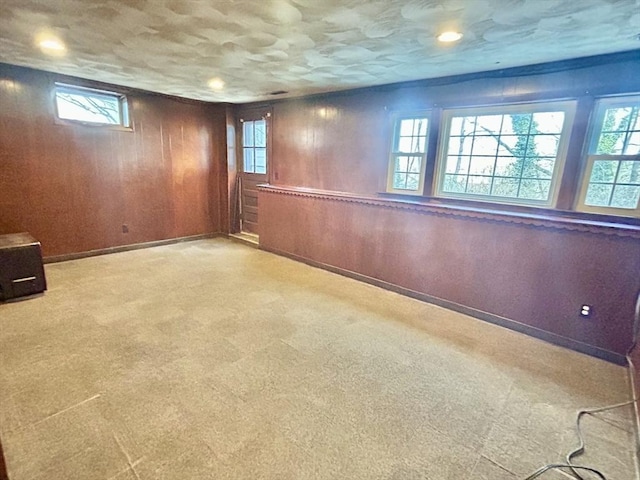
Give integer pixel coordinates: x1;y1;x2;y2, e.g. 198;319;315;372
0;64;224;257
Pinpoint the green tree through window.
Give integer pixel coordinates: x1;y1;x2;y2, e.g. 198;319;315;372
440;104;569;205
582;100;640;212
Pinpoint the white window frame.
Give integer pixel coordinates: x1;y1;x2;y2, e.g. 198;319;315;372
54;83;130;128
576;95;640;217
386;112;430;195
241;117;268;175
434;101;577;207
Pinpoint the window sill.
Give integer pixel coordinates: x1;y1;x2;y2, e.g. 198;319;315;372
54;118;134;132
258;184;640;238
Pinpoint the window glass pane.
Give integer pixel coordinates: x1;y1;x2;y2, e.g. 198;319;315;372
468;156;495;176
448;136;472;155
626;132;640;155
492;177;519;197
405;173;420;190
532;135;561;157
398;136;425;153
393;173;406;189
519;179;551;200
243;121;254;147
443;174;467;193
474;115;503;134
392;156;421;190
243;149;254;172
532;111;565;134
450;116;476;136
522;157;555;180
406;156;421;173
398;119;415;136
393;172;420;191
472;136;499;156
603;107;632;131
395;156;408;172
585;183;614;206
501;114;531;135
254;120;266;147
254;148;267;174
466;176;492;195
395;118;428;153
590;160;618;183
494;156;517;176
445;155;470;174
496;135;518;156
617;161;640;184
398;118;428;137
610;185;640;209
597;131;626;155
55;88;122;125
415;119;428;136
394;155;421;174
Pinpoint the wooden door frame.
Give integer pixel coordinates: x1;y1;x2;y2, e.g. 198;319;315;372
234;105;272;235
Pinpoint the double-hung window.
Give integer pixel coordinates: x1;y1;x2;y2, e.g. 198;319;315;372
435;101;576;207
576;95;640;217
54;83;130;127
386;114;430;194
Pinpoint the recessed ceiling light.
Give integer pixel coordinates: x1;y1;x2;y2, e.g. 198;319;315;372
208;78;225;91
36;35;66;55
437;31;463;43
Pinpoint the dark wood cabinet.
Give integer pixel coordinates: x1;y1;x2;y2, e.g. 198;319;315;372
0;233;47;301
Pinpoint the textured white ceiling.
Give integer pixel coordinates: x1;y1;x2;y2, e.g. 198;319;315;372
0;0;639;103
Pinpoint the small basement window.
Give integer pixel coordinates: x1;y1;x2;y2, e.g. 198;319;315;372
54;83;130;127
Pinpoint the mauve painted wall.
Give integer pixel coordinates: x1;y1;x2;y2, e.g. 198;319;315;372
0;64;226;257
257;54;640;359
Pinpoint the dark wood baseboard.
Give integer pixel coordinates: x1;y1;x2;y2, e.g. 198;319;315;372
260;244;627;366
43;233;223;264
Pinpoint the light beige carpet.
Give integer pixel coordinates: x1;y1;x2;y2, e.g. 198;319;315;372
0;239;636;480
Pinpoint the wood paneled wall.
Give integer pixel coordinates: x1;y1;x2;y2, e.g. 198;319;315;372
260;187;640;361
0;64;226;257
256;52;640;361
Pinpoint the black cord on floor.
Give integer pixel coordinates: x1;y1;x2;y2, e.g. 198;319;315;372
523;291;640;480
523;463;607;480
522;397;637;480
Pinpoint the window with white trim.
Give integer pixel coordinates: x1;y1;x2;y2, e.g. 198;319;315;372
242;119;267;174
386;114;430;194
435;101;576;206
54;83;130;127
577;95;640;217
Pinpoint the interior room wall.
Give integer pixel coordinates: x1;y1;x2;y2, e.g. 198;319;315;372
256;52;640;362
0;64;226;258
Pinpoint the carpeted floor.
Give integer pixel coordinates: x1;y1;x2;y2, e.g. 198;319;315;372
0;239;636;480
